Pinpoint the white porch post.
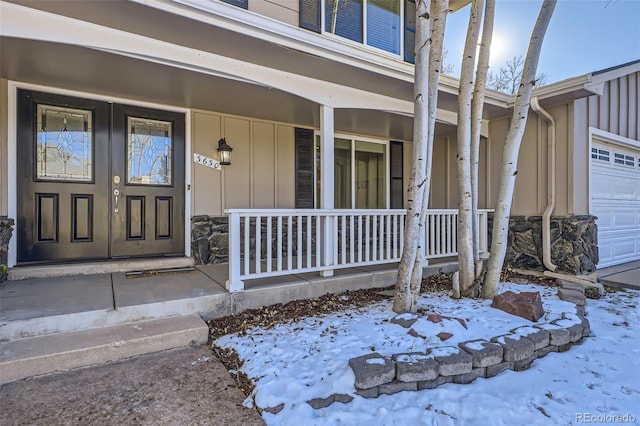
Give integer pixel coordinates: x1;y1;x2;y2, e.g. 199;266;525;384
320;105;335;277
226;211;244;291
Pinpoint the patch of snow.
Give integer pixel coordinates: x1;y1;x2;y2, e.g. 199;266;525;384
365;358;386;365
428;346;460;357
395;313;418;320
215;283;640;426
554;319;575;328
395;354;430;363
512;326;539;336
494;333;522;344
463;340;487;351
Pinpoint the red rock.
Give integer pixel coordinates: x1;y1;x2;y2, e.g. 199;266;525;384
408;328;427;339
491;291;545;322
436;332;453;341
426;314;468;329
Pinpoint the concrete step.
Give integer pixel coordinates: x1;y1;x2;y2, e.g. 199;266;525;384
0;314;209;385
8;257;195;280
1;292;228;341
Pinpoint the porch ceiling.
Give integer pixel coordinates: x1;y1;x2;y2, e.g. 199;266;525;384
5;0;414;102
3;37;443;140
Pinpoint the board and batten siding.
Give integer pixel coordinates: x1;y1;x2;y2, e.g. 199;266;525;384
488;101;573;217
573;71;640;215
191;110;295;216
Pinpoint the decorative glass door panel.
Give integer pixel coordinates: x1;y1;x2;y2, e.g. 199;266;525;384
127;117;172;185
36;105;93;182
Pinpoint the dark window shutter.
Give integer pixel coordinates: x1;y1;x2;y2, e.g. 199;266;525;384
390;141;404;208
295;128;315;208
404;0;416;64
300;0;321;33
220;0;248;9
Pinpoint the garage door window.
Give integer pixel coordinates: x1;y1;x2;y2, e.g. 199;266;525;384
614;153;635;167
591;147;609;162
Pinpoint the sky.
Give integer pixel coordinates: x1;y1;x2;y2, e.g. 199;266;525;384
216;282;640;425
443;0;640;84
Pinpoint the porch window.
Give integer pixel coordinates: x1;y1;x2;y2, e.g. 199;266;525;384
220;0;248;9
314;135;387;209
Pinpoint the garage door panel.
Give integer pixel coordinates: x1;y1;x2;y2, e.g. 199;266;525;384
591;140;640;268
590;176;613;199
591;173;640;201
591;206;640;231
596;235;640;267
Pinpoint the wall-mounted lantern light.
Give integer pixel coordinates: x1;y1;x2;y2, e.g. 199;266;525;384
217;138;233;165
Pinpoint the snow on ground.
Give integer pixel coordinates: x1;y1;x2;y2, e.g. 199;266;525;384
215;283;640;425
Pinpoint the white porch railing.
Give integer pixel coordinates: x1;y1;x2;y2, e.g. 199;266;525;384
224;209;492;291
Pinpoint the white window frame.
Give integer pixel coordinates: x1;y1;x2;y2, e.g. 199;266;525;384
321;0;405;61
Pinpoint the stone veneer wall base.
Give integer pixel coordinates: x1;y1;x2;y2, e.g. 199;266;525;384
488;214;598;276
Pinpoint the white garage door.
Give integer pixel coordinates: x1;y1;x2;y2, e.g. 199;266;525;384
591;141;640;267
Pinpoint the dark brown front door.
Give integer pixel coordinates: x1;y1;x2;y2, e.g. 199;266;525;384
17;90;185;263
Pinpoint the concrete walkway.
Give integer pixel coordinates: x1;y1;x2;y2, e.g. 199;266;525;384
597;260;640;290
0;346;265;426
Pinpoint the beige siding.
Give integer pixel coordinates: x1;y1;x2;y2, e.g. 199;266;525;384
276;125;295;208
222;117;252;209
0;79;7;216
572;71;640;214
192;112;223;215
490;102;575;217
427;134;491;210
584;72;640;140
249;0;298;27
252;121;276;208
190;112;307;214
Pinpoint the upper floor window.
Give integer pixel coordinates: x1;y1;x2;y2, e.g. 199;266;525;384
302;0;413;61
221;0;248;9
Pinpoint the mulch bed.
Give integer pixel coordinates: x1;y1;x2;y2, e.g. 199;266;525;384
208;268;557;399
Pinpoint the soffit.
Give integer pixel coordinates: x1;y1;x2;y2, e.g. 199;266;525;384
6;0;414;103
1;37;427;140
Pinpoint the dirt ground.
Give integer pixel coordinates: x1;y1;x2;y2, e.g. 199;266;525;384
0;346;265;426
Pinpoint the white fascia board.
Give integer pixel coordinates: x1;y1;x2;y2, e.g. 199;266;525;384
134;0;415;82
583;61;640;96
131;0;511;110
532;74;596;100
530;62;640;102
0;1;412;113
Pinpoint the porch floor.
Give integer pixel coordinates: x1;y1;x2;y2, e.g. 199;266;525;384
0;260;459;341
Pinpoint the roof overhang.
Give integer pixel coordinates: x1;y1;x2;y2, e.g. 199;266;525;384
532;60;640;107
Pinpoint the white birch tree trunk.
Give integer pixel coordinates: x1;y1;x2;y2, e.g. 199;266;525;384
393;0;431;313
482;0;557;298
408;0;450;312
456;0;484;297
470;0;495;276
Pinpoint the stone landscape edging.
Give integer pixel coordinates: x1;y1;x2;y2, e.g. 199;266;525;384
344;283;590;400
